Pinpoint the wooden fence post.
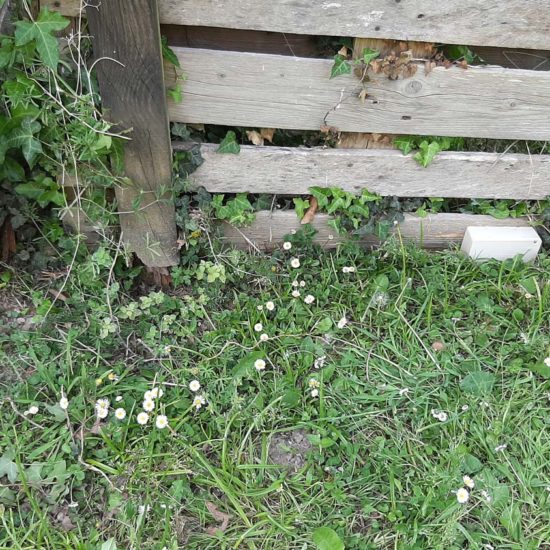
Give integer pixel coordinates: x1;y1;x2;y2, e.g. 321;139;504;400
86;0;178;267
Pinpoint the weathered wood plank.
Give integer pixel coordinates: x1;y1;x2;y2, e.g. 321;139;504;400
86;0;178;267
175;144;550;200
44;0;550;50
168;48;550;140
221;211;530;250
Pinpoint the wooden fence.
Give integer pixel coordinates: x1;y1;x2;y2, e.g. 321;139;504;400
46;0;550;265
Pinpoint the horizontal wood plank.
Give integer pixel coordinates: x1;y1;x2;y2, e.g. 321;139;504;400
168;48;550;140
221;211;530;250
176;144;550;200
45;0;550;50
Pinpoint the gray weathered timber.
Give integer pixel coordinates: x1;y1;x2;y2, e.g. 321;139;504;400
221;211;530;250
175;144;550;200
168;48;550;140
87;0;178;267
43;0;550;50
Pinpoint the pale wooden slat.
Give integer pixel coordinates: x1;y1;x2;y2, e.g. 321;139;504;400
168;48;550;140
174;144;550;200
221;211;530;250
44;0;550;50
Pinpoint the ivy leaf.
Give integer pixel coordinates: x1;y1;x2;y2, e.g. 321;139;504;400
330;55;352;78
217;131;240;154
293;197;310;219
5;118;42;167
460;371;495;395
414;140;441;167
361;48;380;64
14;9;69;69
312;527;345;550
161;36;180;68
168;83;183;103
394;136;416;155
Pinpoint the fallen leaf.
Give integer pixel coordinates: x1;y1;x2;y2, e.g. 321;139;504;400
205;501;230;535
1;219;16;261
246;130;264;146
424;60;435;76
47;288;68;302
459;59;468;69
337;46;348;57
301;196;319;225
260;128;275;143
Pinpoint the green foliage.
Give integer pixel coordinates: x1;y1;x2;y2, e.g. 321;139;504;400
293;197;310;218
1;7;124;264
312;527;345;550
394;135;465;166
162;36;185;103
211;193;255;225
330;47;380;79
14;9;69;69
217;130;241;154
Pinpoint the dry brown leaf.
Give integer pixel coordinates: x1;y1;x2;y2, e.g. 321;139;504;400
246;130;264;146
205;501;230;535
301;196;318;225
338;45;349;57
358;88;369;103
260;128;275;143
458;60;468;70
1;218;16;261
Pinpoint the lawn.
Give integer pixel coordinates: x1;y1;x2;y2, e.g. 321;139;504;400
0;237;549;550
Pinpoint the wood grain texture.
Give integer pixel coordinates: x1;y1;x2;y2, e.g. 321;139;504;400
44;0;550;50
86;0;178;267
221;211;530;250
168;48;550;140
175;144;550;200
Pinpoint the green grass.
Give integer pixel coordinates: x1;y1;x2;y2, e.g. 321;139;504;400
0;238;549;550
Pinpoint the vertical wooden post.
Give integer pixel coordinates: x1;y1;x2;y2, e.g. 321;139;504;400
86;0;178;267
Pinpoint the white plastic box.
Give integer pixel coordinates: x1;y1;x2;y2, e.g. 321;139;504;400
461;226;542;262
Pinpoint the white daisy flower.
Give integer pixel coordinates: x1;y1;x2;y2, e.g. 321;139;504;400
304;295;315;305
314;356;326;369
292;290;301;298
342;266;350;274
254;322;263;332
137;412;149;425
437;411;448;422
265;301;275;311
59;396;69;410
144;390;153;401
150;387;164;399
257;305;264;311
115;396;123;402
24;405;39;416
347;266;356;273
461;404;469;411
456;488;469;504
260;333;269;342
481;489;492;502
114;408;126;420
283;241;292;250
337;316;347;329
544;357;550;367
292;280;299;287
189;380;201;392
193;395;206;410
299;280;306;288
311;389;319;398
463;475;475;489
96;407;109;419
494;443;507;453
290;258;300;269
156;415;169;429
308;378;320;389
95;398;109;410
328;234;334;240
143;399;155;412
254;359;266;371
